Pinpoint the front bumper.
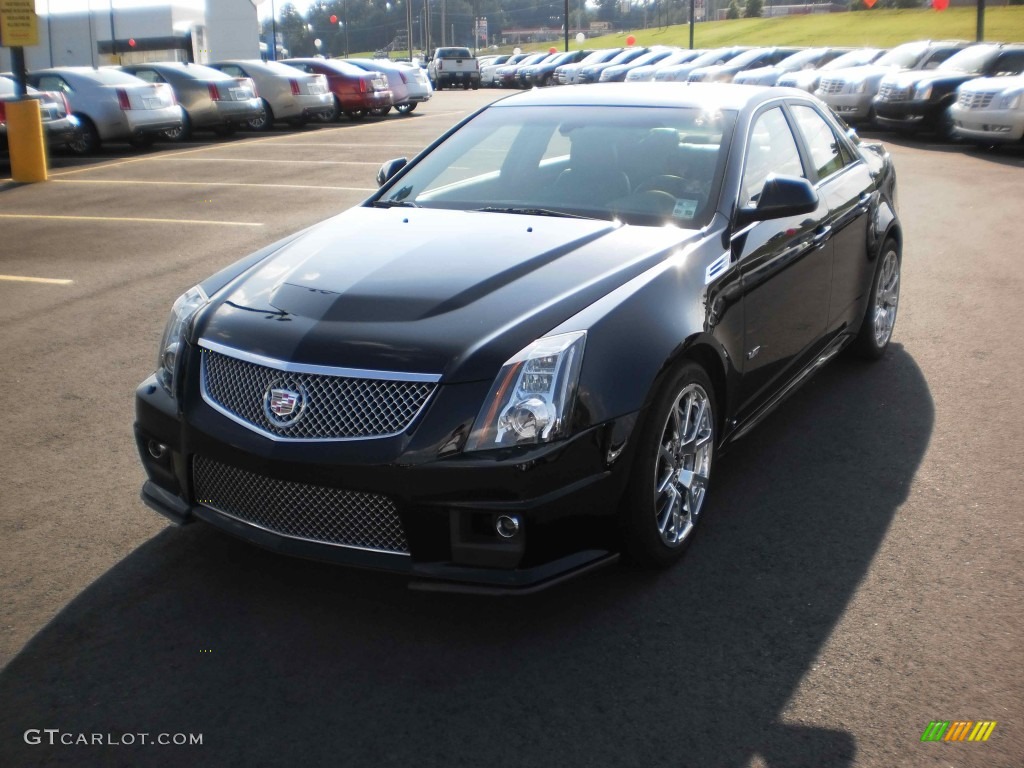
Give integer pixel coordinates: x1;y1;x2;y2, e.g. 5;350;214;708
949;105;1024;143
135;373;637;593
819;91;875;121
872;99;944;132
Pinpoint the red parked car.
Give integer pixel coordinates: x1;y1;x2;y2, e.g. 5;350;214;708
283;59;392;121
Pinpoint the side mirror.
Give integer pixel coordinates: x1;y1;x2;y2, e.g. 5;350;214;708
735;174;819;227
376;157;408;187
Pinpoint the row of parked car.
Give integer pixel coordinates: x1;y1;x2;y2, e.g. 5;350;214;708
479;40;1024;145
0;56;433;157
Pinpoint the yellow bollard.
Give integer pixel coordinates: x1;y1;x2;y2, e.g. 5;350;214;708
7;98;48;183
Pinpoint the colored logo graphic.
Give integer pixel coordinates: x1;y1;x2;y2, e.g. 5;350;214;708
921;721;997;742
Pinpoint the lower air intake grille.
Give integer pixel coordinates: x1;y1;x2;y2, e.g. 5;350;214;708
193;455;409;555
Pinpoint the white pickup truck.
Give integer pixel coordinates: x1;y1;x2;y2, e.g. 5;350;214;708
428;47;480;90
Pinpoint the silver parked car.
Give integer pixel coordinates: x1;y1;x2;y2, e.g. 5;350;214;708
118;62;263;141
343;59;432;115
0;75;81;155
209;59;332;131
950;74;1024;144
24;66;181;154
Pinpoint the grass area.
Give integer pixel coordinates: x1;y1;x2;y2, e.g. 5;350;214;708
503;6;1024;54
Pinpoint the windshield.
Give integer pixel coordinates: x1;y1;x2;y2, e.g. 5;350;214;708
727;49;770;68
374;104;735;228
581;49;622;65
939;45;999;74
777;49;828;70
823;48;881;70
876;42;930;68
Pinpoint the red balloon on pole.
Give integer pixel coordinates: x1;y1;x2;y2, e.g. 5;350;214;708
330;14;338;24
863;0;876;7
932;0;948;9
626;35;636;46
549;47;557;54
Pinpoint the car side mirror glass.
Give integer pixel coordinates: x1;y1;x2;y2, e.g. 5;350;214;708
376;157;408;187
735;174;819;227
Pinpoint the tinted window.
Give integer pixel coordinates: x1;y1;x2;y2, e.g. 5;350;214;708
791;105;848;180
36;75;72;93
990;50;1024;76
218;64;245;77
742;107;804;205
130;69;165;84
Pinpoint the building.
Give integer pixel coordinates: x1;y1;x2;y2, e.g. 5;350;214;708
0;0;259;71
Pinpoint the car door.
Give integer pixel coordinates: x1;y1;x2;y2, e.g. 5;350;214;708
788;103;875;336
734;105;833;418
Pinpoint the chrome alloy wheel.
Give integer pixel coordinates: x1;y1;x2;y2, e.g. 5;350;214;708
873;248;900;347
654;383;714;547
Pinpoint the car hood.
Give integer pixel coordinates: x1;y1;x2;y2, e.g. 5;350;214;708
881;69;975;91
827;64;895;85
196;208;699;383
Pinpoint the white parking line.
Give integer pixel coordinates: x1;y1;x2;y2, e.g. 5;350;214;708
51;179;374;192
0;213;262;227
0;275;74;285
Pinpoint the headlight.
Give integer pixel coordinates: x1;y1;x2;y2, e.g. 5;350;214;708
914;83;933;100
996;92;1022;110
156;285;208;394
465;331;586;452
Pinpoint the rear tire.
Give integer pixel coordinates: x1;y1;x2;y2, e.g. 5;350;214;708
852;238;901;360
621;362;716;568
395;102;416;115
247;100;275;131
67;115;100;155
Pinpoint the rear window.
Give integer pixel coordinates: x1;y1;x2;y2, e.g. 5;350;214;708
86;68;147;85
437;48;472;59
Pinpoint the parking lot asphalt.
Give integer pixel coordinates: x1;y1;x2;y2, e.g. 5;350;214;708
0;90;1022;767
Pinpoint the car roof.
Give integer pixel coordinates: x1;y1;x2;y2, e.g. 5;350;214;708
490;82;806;112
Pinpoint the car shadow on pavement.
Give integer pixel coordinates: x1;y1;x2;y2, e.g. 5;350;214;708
0;345;932;768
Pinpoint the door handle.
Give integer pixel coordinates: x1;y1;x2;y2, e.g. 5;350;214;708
855;192;871;213
812;225;832;248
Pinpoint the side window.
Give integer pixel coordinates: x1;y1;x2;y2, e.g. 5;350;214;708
219;65;244;77
991;51;1024;77
923;48;959;69
37;75;72;94
132;70;164;84
741;107;804;205
791;105;848;181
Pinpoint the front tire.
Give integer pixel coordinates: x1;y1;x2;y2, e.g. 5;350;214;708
163;111;191;142
622;362;716;568
853;238;901;360
395;102;416;115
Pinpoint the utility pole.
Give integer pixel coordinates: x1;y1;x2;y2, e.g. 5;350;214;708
564;0;569;51
977;0;985;42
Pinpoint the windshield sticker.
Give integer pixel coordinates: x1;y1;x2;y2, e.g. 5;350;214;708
673;198;699;219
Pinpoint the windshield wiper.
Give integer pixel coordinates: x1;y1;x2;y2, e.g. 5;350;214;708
371;200;420;208
473;206;601;220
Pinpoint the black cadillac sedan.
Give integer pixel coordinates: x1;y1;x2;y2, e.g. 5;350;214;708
135;84;901;593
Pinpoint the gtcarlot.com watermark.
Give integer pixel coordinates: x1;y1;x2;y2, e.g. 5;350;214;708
24;729;202;747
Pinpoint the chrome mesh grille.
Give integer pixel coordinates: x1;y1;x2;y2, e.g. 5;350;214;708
193;455;409;554
818;78;845;95
958;90;996;110
877;83;909;102
200;347;436;441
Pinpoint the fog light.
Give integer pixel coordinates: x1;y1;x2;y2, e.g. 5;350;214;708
495;515;521;539
147;440;168;460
